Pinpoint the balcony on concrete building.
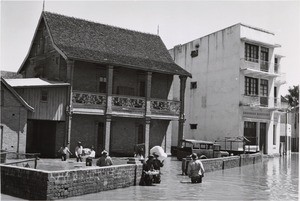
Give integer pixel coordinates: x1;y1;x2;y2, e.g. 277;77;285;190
275;72;286;86
240;58;279;78
240;95;281;109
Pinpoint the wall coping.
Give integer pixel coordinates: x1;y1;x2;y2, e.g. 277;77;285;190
0;163;139;174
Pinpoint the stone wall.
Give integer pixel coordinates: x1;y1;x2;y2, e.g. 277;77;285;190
1;163;143;200
183;153;263;174
202;153;262;172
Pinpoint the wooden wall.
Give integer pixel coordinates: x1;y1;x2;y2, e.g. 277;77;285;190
20;87;67;121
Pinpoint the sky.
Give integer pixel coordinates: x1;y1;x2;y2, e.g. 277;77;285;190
1;0;300;95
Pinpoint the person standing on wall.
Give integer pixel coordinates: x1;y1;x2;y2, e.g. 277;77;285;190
75;141;83;162
187;153;205;183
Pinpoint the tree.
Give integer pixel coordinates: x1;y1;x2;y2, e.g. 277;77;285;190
285;85;299;108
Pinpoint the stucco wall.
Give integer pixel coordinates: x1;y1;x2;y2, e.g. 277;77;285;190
170;24;241;144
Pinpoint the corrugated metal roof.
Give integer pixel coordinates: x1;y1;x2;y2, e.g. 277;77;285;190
4;78;70;87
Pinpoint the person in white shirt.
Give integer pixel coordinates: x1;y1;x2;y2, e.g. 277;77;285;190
75;141;83;162
86;146;95;166
58;143;72;161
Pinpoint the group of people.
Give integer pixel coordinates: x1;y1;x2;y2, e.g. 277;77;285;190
59;143;205;185
57;141;113;167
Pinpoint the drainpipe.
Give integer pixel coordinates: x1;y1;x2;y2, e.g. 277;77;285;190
0;125;3;150
17;107;20;158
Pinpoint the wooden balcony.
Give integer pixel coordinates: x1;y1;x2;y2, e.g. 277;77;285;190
71;91;180;118
111;95;145;117
72;90;106;115
150;99;180;116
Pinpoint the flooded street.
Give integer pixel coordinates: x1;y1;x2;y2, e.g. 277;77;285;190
64;154;299;200
1;154;298;200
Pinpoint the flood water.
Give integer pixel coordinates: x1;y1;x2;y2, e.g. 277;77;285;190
65;154;299;200
1;154;298;200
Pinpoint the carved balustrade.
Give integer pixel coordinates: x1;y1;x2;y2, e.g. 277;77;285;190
72;91;106;106
150;99;180;115
112;95;145;109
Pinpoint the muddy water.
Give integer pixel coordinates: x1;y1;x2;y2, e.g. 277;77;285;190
65;154;298;200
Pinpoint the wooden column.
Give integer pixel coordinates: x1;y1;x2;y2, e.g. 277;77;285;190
178;75;187;147
105;115;112;152
106;65;114;114
144;72;152;157
145;72;152;115
145;117;151;157
66;60;74;148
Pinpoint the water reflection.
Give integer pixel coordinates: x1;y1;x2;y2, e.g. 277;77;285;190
65;154;299;200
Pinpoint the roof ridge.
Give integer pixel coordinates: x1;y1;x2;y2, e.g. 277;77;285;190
43;11;159;37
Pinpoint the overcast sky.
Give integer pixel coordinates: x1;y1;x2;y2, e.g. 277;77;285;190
1;0;299;95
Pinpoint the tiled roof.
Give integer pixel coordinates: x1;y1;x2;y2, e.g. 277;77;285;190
43;12;191;77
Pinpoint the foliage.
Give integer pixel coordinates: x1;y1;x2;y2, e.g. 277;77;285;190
285;85;299;108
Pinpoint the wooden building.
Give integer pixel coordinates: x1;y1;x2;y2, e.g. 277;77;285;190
9;12;191;157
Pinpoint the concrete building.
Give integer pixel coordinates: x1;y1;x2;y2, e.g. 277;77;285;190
169;23;286;155
2;12;191;158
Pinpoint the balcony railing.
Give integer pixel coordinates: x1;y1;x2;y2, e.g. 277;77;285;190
72;90;106;107
275;73;286;85
241;58;279;74
150;99;180;115
112;95;145;109
241;95;281;108
72;91;181;116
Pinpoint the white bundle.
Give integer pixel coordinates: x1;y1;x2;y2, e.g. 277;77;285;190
150;146;167;162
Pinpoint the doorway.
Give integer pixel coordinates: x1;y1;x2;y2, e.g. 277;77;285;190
244;121;257;145
260;122;267;154
97;122;105;156
26;120;57;158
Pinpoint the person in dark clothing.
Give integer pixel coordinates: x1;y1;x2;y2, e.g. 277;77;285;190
152;153;164;183
140;155;155;186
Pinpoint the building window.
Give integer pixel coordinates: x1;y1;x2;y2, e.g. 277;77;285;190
274;57;279;73
190;124;197;129
273;124;276;145
191;50;198;58
245;43;259;62
260;79;268;96
99;76;107;93
245;76;258;96
41;90;48;102
190;82;197;89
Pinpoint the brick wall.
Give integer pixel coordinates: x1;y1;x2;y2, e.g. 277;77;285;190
1;163;143;200
1;86;28;154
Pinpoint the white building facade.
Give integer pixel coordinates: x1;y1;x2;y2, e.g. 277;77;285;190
169;23;286;155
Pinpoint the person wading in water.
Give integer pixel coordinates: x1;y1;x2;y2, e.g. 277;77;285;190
187;153;205;183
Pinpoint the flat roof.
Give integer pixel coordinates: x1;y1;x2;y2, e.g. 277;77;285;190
4;78;70;88
180;139;214;144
